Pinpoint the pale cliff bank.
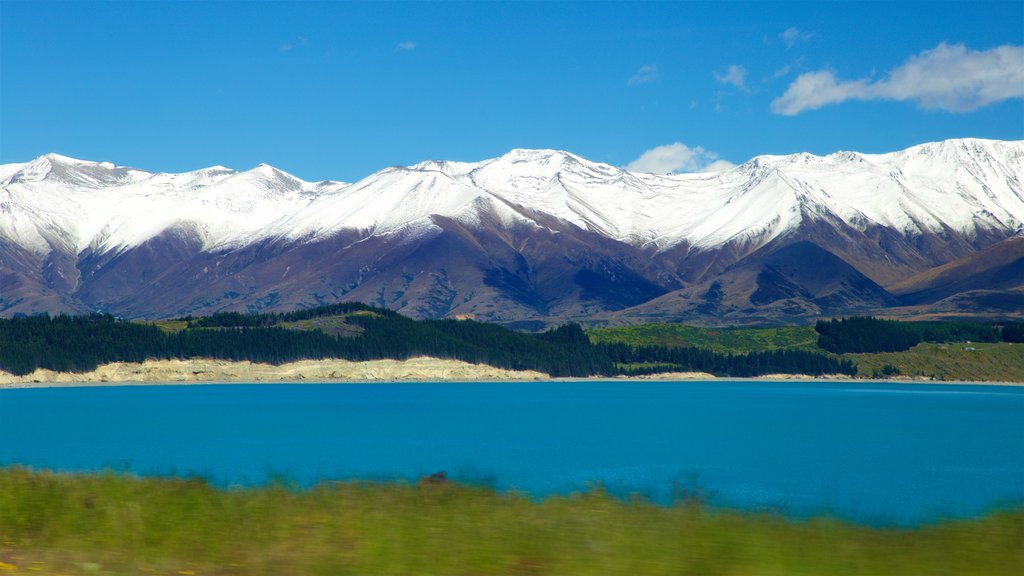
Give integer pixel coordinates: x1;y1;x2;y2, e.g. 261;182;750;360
1;359;1015;388
0;357;549;387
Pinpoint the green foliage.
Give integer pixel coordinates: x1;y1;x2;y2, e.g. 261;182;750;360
276;316;367;337
0;306;857;378
851;342;1024;383
189;302;393;328
600;342;857;377
0;314;167;375
588;324;820;354
0;467;1021;576
816;317;1002;354
146;319;189;333
881;364;901;376
0;311;611;378
1003;322;1024;343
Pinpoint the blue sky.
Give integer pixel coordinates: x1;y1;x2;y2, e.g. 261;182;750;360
2;1;1022;181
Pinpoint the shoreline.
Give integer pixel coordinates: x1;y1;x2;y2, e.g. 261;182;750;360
1;357;1021;389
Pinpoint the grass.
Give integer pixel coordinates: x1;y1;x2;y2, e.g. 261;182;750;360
148;315;371;339
143;320;189;334
850;342;1024;382
1;468;1022;575
276;310;384;337
275;317;365;338
587;324;821;354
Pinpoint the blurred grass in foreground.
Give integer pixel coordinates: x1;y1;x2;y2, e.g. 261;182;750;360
1;467;1021;575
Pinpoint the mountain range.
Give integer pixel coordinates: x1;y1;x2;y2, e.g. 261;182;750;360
2;138;1022;326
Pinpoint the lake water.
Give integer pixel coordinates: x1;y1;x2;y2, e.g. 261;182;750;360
1;381;1022;524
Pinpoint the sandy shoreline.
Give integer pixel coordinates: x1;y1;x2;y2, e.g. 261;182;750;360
1;357;1020;389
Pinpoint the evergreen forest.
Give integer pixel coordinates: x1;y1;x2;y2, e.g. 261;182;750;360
814;317;1011;353
5;307;1018;379
1;304;858;378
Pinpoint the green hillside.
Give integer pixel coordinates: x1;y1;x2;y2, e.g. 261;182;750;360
850;342;1024;382
587;321;1024;382
587;324;820;354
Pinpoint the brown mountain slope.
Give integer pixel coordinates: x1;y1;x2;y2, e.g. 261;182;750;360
63;207;677;321
889;236;1024;305
597;241;898;325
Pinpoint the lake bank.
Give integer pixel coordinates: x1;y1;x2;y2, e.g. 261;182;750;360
1;356;1021;388
0;357;549;388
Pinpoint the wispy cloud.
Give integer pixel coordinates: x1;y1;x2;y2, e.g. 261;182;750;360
714;65;747;91
771;42;1024;115
280;36;309;53
628;64;659;85
396;40;417;52
626;143;735;174
780;27;812;49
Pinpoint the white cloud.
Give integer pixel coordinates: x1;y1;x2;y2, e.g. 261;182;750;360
626;143;733;174
780;27;812;49
714;65;747;90
699;159;737;173
628;64;659;85
772;70;868;115
772;42;1024;115
396;40;417;51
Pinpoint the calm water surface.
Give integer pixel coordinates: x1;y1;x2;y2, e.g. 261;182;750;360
2;381;1022;524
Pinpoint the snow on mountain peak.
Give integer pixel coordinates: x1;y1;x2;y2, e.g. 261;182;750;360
410;159;485;177
492;148;612;172
498;148;569;161
42;152;90;164
1;139;1022;261
0;154;333;256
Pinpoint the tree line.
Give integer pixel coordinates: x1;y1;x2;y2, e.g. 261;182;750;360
598;342;856;377
0;311;610;378
0;306;859;378
814;317;1017;354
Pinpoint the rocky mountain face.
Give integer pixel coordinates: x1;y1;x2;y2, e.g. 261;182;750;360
2;139;1022;325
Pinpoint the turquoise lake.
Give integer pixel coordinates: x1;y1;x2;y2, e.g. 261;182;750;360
1;380;1022;524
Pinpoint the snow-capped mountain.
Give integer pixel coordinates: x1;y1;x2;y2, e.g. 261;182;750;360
0;153;345;256
2;139;1022;323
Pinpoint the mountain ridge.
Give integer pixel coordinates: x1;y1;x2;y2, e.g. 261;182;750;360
2;138;1022;323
